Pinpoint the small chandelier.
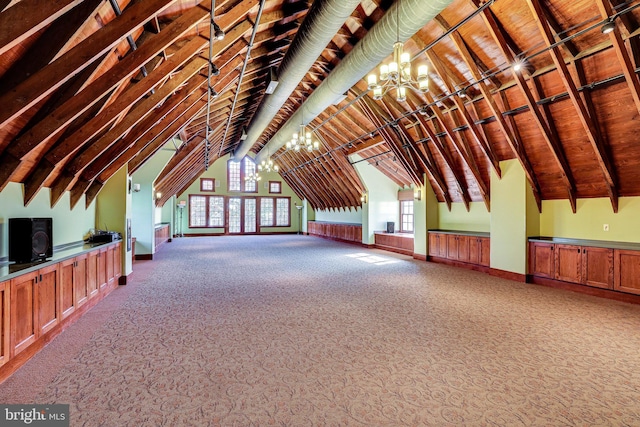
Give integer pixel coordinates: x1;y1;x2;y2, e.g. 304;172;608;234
366;8;429;102
286;123;320;153
244;171;261;183
258;157;279;173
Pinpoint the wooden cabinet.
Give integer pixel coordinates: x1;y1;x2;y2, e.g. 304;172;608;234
106;245;116;289
582;246;613;289
529;241;555;278
554;244;582;283
530;240;619;291
98;247;108;292
36;264;59;335
428;232;490;268
614;249;640;294
87;249;99;299
374;232;414;255
469;237;490;267
307;222;362;244
59;258;76;319
10;271;38;357
114;242;122;280
1;280;10;366
74;254;88;308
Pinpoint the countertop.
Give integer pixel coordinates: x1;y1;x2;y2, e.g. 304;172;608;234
428;229;491;238
0;240;121;282
528;236;640;251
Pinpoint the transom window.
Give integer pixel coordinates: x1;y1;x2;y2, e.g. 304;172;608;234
227;157;258;193
269;181;282;194
200;178;215;192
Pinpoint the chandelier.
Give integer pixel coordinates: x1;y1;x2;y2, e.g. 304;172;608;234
244;171;262;183
286;123;320;152
366;8;429;102
258;157;279;173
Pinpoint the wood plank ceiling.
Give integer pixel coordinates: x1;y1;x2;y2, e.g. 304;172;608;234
1;0;640;212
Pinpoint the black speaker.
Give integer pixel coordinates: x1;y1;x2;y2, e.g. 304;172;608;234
9;218;53;263
386;221;395;233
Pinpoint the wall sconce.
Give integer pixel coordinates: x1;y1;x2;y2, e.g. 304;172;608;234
414;189;422;201
132;183;141;192
155;191;162;199
177;200;186;209
360;193;367;204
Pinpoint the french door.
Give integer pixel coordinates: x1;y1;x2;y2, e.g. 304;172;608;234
228;197;257;234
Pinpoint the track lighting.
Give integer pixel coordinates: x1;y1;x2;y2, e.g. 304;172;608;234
212;22;225;40
208;86;218;99
211;63;220;76
601;19;616;34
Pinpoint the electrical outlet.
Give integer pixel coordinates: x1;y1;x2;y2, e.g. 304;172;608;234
603;224;609;232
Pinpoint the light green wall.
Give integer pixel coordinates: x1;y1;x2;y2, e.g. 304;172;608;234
315;207;362;224
96;165;132;276
351;154;400;244
176;153;303;235
540;197;640;242
438;202;490;232
0;183;96;258
490;159;538;275
131;144;176;254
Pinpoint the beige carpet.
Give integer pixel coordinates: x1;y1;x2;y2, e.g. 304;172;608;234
2;235;640;426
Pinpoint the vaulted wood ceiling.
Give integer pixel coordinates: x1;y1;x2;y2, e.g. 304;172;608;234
1;0;640;212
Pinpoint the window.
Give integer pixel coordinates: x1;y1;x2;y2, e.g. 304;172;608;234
276;198;289;226
260;197;290;227
269;181;281;194
228;197;241;233
228;161;241;192
400;200;414;233
208;196;224;227
189;195;207;227
260;198;274;226
200;178;215;192
243;158;257;193
189;195;225;228
227;157;258;193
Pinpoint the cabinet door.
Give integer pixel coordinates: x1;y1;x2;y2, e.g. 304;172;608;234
10;272;38;357
36;264;59;335
437;234;447;258
529;242;555;278
87;250;99;299
480;237;491;267
428;233;439;257
107;245;116;288
59;258;76;319
581;247;613;289
614;249;640;294
447;235;458;260
98;248;108;292
457;235;470;263
0;281;9;366
554;244;582;283
468;237;480;264
74;254;88;307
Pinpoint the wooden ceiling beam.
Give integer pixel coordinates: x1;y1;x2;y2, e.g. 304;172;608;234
0;0;179;129
478;6;577;212
0;4;214;192
406;93;470;210
596;0;640;117
423;90;489;210
528;0;618;212
425;50;502;179
0;0;83;56
437;14;542;210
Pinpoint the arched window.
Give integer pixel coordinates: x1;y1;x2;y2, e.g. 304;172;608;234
227;157;258;193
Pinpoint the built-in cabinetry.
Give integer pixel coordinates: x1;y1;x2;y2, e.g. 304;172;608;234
529;238;640;295
374;232;414;256
428;230;490;267
155;223;170;251
307;221;362;244
0;241;121;379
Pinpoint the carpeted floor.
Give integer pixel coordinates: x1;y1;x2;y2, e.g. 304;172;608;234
2;235;640;426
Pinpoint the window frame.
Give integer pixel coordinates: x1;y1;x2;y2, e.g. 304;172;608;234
188;194;226;228
259;196;291;228
399;200;414;233
269;181;282;194
227;157;259;193
200;178;215;192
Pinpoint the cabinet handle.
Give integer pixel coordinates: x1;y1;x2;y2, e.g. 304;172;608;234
578;248;580;253
40;274;42;282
